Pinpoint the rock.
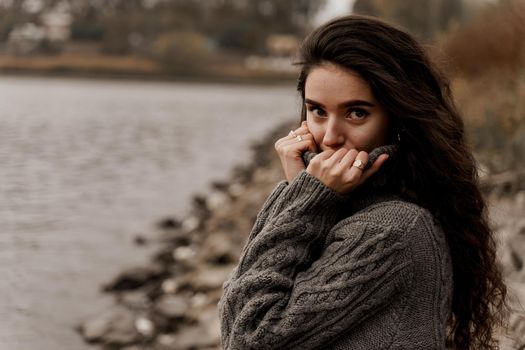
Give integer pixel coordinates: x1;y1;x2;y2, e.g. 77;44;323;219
117;290;152;310
515;191;525;209
504;282;525;347
134;234;148;246
157;217;182;230
103;265;166;292
120;346;143;350
161;278;179;294
156;333;178;348
200;232;237;265
190;265;234;291
154;295;189;319
172;246;197;262
134;316;155;337
79;306;138;345
181;215;201;233
206;190;231;211
192;194;211;221
156;324;217;350
228;182;245;198
196;304;221;344
231;164;253;184
190;292;208;308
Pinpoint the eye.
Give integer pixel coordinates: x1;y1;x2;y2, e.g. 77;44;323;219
306;105;327;118
346;108;369;120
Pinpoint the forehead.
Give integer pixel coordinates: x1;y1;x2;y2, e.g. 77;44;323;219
305;63;375;102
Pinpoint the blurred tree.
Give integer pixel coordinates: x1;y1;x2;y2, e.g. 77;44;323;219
353;0;463;39
151;30;211;74
70;4;104;41
201;0;324;54
1;0;325;58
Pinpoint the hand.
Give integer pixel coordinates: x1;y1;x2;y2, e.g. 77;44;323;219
274;121;318;183
306;148;389;195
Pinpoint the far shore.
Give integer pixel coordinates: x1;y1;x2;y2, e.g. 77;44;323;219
0;53;297;86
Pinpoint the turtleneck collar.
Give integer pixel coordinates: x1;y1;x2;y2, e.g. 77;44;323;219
301;144;403;216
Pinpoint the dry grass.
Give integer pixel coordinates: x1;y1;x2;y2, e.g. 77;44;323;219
437;0;525;173
0;53;162;75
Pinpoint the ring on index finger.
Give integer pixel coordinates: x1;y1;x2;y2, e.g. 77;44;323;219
296;134;303;142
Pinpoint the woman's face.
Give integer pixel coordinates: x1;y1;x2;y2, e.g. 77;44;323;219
304;63;390;153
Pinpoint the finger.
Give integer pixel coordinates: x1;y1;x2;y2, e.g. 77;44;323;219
293;121;311;135
359;153;389;184
316;149;336;160
352;151;369;172
297;134;318;153
337;148;359;168
326;148;349;166
278;138;317;156
280;133;314;147
301;120;311;132
343;151;368;181
276;129;306;147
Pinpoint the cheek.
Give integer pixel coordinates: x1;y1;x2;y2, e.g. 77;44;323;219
356;118;389;150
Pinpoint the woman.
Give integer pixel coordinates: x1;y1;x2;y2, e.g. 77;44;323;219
218;15;509;349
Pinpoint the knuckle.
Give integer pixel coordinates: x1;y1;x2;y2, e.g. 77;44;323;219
348;172;360;182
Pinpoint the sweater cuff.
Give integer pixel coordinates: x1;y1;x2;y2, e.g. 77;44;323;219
272;169;345;216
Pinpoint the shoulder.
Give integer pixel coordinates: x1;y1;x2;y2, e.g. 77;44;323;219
332;199;440;239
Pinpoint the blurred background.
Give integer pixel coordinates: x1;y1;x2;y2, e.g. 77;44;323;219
0;0;523;349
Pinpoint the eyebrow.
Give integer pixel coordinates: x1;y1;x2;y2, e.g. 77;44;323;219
305;98;375;108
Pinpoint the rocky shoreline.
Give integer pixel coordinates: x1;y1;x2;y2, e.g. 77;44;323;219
76;120;525;350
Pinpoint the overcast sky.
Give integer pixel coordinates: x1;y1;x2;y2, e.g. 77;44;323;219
313;0;355;26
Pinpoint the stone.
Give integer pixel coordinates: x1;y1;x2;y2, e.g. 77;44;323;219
157;217;182;230
156;325;217;350
103;265;165;292
161;278;179;294
228;182;245;198
134;316;155;337
190;265;234;291
200;232;237;264
121;346;144;350
133;234;148;246
196;304;221;344
155;295;189;319
173;246;197;262
181;215;201;233
117;290;151;310
79;306;138;345
190;292;208;308
206;190;230;211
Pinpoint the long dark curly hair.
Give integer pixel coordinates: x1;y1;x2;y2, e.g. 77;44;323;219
294;15;510;349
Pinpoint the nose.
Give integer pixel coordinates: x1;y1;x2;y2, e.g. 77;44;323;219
322;117;345;148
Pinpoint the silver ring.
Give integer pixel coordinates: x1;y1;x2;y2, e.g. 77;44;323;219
352;159;364;170
296;135;303;142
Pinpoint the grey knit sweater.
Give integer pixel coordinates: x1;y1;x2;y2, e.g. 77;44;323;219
218;145;454;350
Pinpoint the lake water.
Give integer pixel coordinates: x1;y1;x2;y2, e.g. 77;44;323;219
0;76;299;350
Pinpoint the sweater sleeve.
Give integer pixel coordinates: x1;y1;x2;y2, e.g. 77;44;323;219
218;170;413;350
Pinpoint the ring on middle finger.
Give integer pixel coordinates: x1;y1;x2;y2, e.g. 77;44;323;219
296;134;303;142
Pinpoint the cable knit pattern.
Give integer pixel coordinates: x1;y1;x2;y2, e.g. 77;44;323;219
218;145;454;350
